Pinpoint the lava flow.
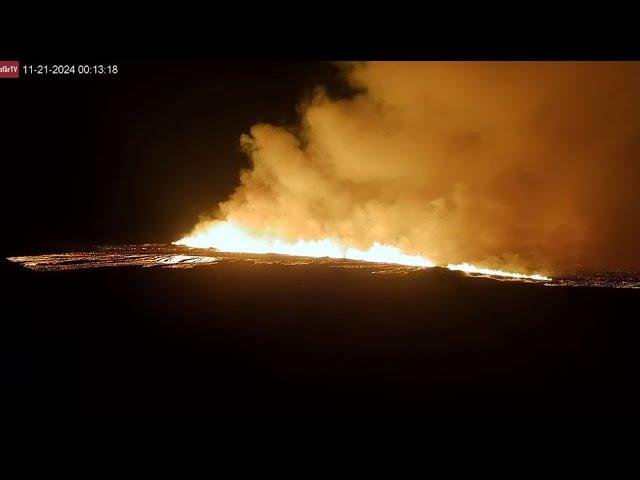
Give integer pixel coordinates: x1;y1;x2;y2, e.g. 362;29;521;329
175;221;434;268
175;220;550;280
447;263;551;281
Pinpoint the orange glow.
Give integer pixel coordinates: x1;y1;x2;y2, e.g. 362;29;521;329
175;221;551;280
175;221;435;268
447;262;551;281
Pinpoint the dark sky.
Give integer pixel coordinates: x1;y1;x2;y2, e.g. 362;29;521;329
1;61;348;255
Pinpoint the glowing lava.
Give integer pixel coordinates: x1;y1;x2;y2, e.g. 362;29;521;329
175;221;435;268
176;221;551;280
446;262;551;281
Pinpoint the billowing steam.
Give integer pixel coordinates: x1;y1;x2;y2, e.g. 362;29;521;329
181;62;640;273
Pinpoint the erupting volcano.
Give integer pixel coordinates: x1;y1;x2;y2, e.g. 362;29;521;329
6;57;640;421
168;62;640;280
7;62;640;287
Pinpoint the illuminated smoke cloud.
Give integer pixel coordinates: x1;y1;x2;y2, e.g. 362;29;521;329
186;62;640;272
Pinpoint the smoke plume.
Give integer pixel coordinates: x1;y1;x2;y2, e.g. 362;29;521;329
190;62;640;272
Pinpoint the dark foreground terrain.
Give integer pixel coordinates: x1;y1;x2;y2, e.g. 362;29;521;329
3;256;639;419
